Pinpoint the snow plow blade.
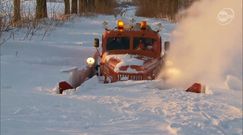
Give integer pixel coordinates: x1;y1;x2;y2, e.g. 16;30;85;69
58;81;74;94
186;83;205;93
57;66;96;94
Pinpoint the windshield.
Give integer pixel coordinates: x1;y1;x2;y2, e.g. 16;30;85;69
106;37;130;50
133;37;156;51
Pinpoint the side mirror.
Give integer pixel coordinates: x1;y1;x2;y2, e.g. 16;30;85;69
164;41;170;51
94;38;99;48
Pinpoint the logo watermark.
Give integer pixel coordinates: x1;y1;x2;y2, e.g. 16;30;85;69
217;8;235;25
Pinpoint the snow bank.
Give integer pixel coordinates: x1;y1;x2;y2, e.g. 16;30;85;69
225;75;242;91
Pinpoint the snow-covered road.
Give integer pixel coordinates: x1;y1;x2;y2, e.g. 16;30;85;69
1;6;242;135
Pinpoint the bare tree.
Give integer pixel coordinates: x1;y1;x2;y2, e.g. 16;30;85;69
71;0;78;14
36;0;47;19
134;0;191;21
64;0;70;14
78;0;117;15
79;0;85;15
88;0;95;12
13;0;21;23
0;17;2;37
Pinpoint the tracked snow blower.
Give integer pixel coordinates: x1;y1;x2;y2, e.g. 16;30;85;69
58;20;170;94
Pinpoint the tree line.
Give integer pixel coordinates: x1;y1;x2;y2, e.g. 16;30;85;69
133;0;197;21
13;0;118;23
12;0;197;24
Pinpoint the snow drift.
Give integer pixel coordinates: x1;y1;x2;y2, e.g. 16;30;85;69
162;0;242;90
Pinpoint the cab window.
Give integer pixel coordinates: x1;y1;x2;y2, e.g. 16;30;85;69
106;37;130;50
133;37;156;51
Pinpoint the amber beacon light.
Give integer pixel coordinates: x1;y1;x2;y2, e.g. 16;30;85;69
140;21;147;30
117;20;124;31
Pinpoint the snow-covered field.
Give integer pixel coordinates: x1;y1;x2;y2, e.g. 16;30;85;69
1;3;242;135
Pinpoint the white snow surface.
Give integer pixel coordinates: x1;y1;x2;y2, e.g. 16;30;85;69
1;4;242;135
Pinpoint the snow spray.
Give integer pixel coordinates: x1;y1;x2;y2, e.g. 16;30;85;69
160;0;242;90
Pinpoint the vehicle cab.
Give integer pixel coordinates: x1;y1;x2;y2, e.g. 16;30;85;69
94;20;169;83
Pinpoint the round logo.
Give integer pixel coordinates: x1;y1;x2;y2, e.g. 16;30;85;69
217;8;235;25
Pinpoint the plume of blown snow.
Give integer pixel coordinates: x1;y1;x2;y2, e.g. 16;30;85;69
161;0;242;89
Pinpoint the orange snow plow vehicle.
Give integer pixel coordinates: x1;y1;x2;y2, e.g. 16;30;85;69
58;20;170;94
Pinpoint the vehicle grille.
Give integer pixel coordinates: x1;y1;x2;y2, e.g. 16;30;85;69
118;74;143;80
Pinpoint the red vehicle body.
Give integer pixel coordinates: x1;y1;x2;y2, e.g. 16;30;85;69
99;21;166;83
58;20;169;94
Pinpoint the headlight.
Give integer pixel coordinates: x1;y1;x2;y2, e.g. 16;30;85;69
86;57;95;67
